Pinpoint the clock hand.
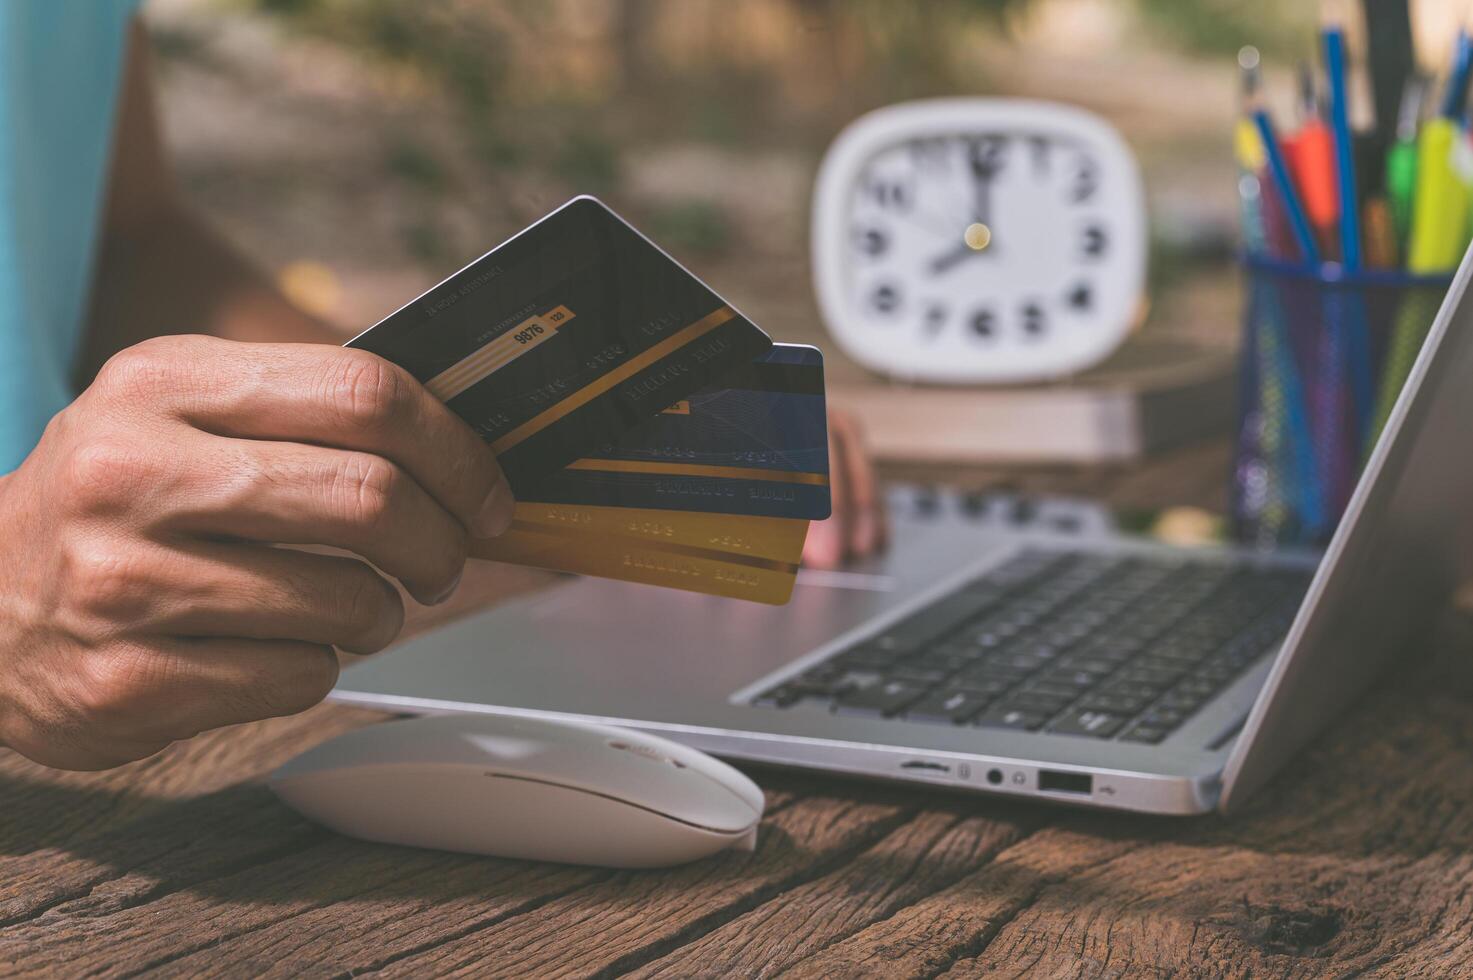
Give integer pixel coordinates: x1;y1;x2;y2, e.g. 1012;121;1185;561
929;222;997;276
929;242;978;275
968;141;1000;226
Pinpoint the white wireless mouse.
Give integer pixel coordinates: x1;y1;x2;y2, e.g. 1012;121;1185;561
268;713;764;868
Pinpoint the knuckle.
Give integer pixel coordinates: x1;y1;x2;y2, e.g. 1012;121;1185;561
64;441;158;514
72;644;170;735
95;339;178;401
334;565;403;644
290;647;341;708
67;542;153;622
326;351;411;434
251;647;340;719
332;453;403;531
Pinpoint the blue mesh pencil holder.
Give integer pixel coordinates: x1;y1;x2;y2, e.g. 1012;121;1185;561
1231;257;1453;549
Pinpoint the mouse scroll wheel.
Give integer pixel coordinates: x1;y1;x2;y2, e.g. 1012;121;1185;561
607;739;686;768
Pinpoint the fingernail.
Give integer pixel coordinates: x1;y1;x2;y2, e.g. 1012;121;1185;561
803;519;841;569
472;479;516;538
432;569;463;606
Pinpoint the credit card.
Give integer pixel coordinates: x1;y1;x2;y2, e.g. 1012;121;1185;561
523;344;830;520
472;503;808;605
346;196;773;493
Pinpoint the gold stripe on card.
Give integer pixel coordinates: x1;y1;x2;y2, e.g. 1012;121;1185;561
509;502;810;562
488;306;737;455
501;518;800;573
425;305;576;402
563;458;829;486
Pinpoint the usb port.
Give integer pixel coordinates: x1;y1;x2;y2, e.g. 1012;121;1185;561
1038;770;1092;795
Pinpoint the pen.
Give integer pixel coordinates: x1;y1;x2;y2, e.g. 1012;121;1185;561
1440;29;1473;120
1236;47;1269;254
1323;26;1360;270
1287;62;1339;259
1385;75;1425;250
1254;109;1321;264
1362;196;1398;268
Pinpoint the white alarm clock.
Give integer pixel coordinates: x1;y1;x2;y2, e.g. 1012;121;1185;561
811;98;1146;384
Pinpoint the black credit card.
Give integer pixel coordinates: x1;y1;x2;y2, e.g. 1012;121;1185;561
523;344;832;520
346;196;773;493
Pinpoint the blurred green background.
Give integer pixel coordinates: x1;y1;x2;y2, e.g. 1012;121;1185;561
143;0;1352;345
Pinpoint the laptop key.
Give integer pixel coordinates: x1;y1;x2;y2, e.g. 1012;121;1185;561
754;685;800;708
831;644;906;670
1039;668;1109;689
1048;709;1126;738
889;666;954;686
1158;691;1207;712
1118;725;1169;744
1077;692;1148;715
835;680;927;717
1116;665;1182;688
998;692;1073;716
905;689;991;724
1021;681;1084;700
974;707;1050;732
956;677;1016;698
1135;707;1186;729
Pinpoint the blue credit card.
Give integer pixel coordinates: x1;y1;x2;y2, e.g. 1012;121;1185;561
522;344;831;520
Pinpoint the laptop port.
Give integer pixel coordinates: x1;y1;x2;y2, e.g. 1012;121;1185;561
1038;770;1093;795
899;760;950;774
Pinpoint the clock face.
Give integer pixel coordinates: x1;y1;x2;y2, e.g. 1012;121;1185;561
812;100;1146;383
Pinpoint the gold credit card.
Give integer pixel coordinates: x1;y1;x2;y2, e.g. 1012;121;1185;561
472;503;808;605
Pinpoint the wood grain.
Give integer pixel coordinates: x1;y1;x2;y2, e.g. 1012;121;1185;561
3;443;1471;977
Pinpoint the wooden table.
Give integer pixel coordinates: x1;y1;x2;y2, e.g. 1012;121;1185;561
4;440;1472;978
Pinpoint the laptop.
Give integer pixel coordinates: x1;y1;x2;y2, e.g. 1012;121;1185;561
333;248;1473;815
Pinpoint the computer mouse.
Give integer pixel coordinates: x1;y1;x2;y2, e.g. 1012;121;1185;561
268;712;764;868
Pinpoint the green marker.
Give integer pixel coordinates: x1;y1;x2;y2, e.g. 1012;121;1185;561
1385;75;1425;250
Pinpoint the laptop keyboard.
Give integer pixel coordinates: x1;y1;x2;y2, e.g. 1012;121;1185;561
752;550;1312;744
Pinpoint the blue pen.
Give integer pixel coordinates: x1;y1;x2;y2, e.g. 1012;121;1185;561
1440;29;1473;119
1254;109;1321;265
1323;27;1360;270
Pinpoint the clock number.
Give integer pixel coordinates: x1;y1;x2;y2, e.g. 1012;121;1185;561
864;174;913;211
870;283;902;317
855;226;889;258
1067;282;1093;311
1021;302;1047;338
922;303;948;338
969;308;996;340
1029;136;1051;176
1070;155;1099;204
1082;224;1108;258
970;135;1007;178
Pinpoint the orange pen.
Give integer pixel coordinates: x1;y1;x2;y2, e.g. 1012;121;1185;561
1285;63;1341;260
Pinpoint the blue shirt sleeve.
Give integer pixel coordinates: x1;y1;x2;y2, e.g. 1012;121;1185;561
0;1;140;473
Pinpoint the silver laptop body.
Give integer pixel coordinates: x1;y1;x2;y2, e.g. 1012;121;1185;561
334;247;1473;816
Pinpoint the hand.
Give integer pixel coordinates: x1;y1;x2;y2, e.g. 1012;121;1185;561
0;336;514;770
803;408;888;569
968;137;1002;225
